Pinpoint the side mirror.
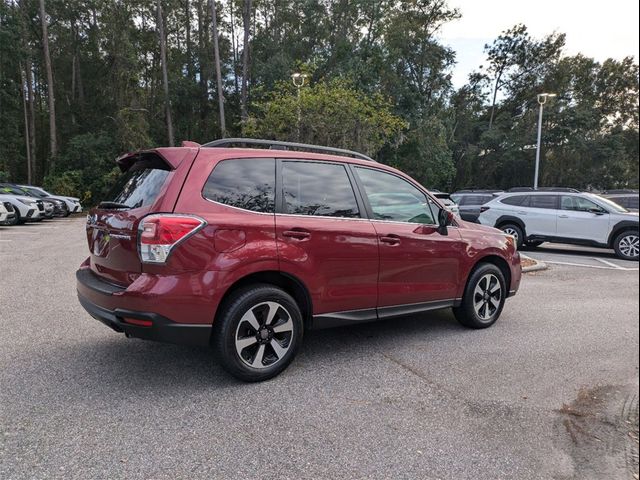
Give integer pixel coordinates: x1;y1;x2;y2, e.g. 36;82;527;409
437;209;452;235
588;207;606;215
438;208;452;226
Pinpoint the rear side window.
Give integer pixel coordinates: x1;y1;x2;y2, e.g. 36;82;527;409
501;195;528;206
203;159;275;213
108;156;171;209
529;195;558;210
282;161;359;218
629;197;639;209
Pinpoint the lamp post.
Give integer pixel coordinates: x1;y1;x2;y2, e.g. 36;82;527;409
291;73;308;141
534;93;556;190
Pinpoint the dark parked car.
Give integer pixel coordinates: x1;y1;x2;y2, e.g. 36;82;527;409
450;190;503;223
603;190;639;212
77;139;522;381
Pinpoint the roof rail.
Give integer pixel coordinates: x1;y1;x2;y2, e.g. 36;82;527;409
507;187;581;193
201;138;376;162
454;189;503;194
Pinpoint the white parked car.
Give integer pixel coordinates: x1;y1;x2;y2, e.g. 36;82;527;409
18;185;82;215
0;202;9;224
0;194;44;224
478;191;639;260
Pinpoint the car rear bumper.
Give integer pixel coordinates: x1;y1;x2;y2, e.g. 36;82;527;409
76;268;212;347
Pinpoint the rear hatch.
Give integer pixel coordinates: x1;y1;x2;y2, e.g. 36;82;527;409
86;148;197;286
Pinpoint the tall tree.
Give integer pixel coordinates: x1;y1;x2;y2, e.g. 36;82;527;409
240;0;252;126
20;64;32;183
210;0;225;137
157;0;175;146
38;0;57;162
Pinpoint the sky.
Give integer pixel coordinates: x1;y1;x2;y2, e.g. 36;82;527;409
438;0;640;87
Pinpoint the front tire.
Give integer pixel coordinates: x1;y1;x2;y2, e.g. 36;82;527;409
454;263;506;329
526;240;543;248
613;230;639;261
212;284;303;382
500;223;524;249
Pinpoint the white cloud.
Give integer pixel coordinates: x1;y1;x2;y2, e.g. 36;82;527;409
439;0;639;87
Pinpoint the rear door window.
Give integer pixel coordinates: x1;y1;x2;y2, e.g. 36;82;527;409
281;161;359;218
501;195;528;206
203;158;275;213
529;195;558;210
107;155;171;209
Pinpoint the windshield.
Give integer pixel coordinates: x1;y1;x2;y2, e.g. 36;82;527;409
1;185;32;196
590;194;629;213
21;187;48;198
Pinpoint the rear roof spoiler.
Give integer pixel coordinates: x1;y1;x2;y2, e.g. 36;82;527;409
115;147;198;171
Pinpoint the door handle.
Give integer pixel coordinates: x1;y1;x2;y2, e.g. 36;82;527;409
559;215;569;218
282;229;311;240
380;234;401;245
517;211;527;215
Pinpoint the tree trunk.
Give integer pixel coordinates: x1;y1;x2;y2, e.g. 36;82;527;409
26;60;37;180
38;0;57;164
488;70;503;130
240;0;252;126
230;2;239;97
210;0;226;137
21;65;32;184
185;0;193;139
157;0;175;146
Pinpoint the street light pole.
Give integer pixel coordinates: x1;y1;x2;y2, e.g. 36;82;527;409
291;73;308;141
534;93;556;190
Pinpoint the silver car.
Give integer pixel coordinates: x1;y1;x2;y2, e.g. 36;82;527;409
478;191;639;260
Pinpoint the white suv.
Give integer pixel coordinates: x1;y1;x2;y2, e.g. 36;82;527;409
479;192;639;260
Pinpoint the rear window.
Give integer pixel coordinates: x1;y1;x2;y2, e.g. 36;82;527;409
203;158;275;213
107;156;171;209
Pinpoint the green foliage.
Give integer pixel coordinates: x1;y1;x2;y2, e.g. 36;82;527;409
45;132;120;205
246;80;407;157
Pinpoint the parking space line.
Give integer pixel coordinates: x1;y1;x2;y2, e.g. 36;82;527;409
543;260;638;271
594;258;625;269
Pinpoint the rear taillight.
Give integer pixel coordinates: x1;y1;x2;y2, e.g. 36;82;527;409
138;214;206;264
480;206;491;213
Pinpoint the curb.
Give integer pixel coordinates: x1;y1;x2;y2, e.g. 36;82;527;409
521;254;548;273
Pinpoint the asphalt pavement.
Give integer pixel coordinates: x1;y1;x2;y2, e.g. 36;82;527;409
1;219;638;480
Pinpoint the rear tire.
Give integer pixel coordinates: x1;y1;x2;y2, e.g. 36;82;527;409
499;223;524;249
613;230;639;261
454;263;506;329
212;284;303;382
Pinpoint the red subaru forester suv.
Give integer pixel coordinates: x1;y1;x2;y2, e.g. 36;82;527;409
77;139;521;381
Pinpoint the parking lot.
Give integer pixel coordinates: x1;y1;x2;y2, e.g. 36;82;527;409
1;218;638;480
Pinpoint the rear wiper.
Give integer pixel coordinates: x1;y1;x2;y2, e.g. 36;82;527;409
98;201;131;210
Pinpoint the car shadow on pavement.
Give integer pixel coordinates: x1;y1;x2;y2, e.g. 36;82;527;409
19;309;466;401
